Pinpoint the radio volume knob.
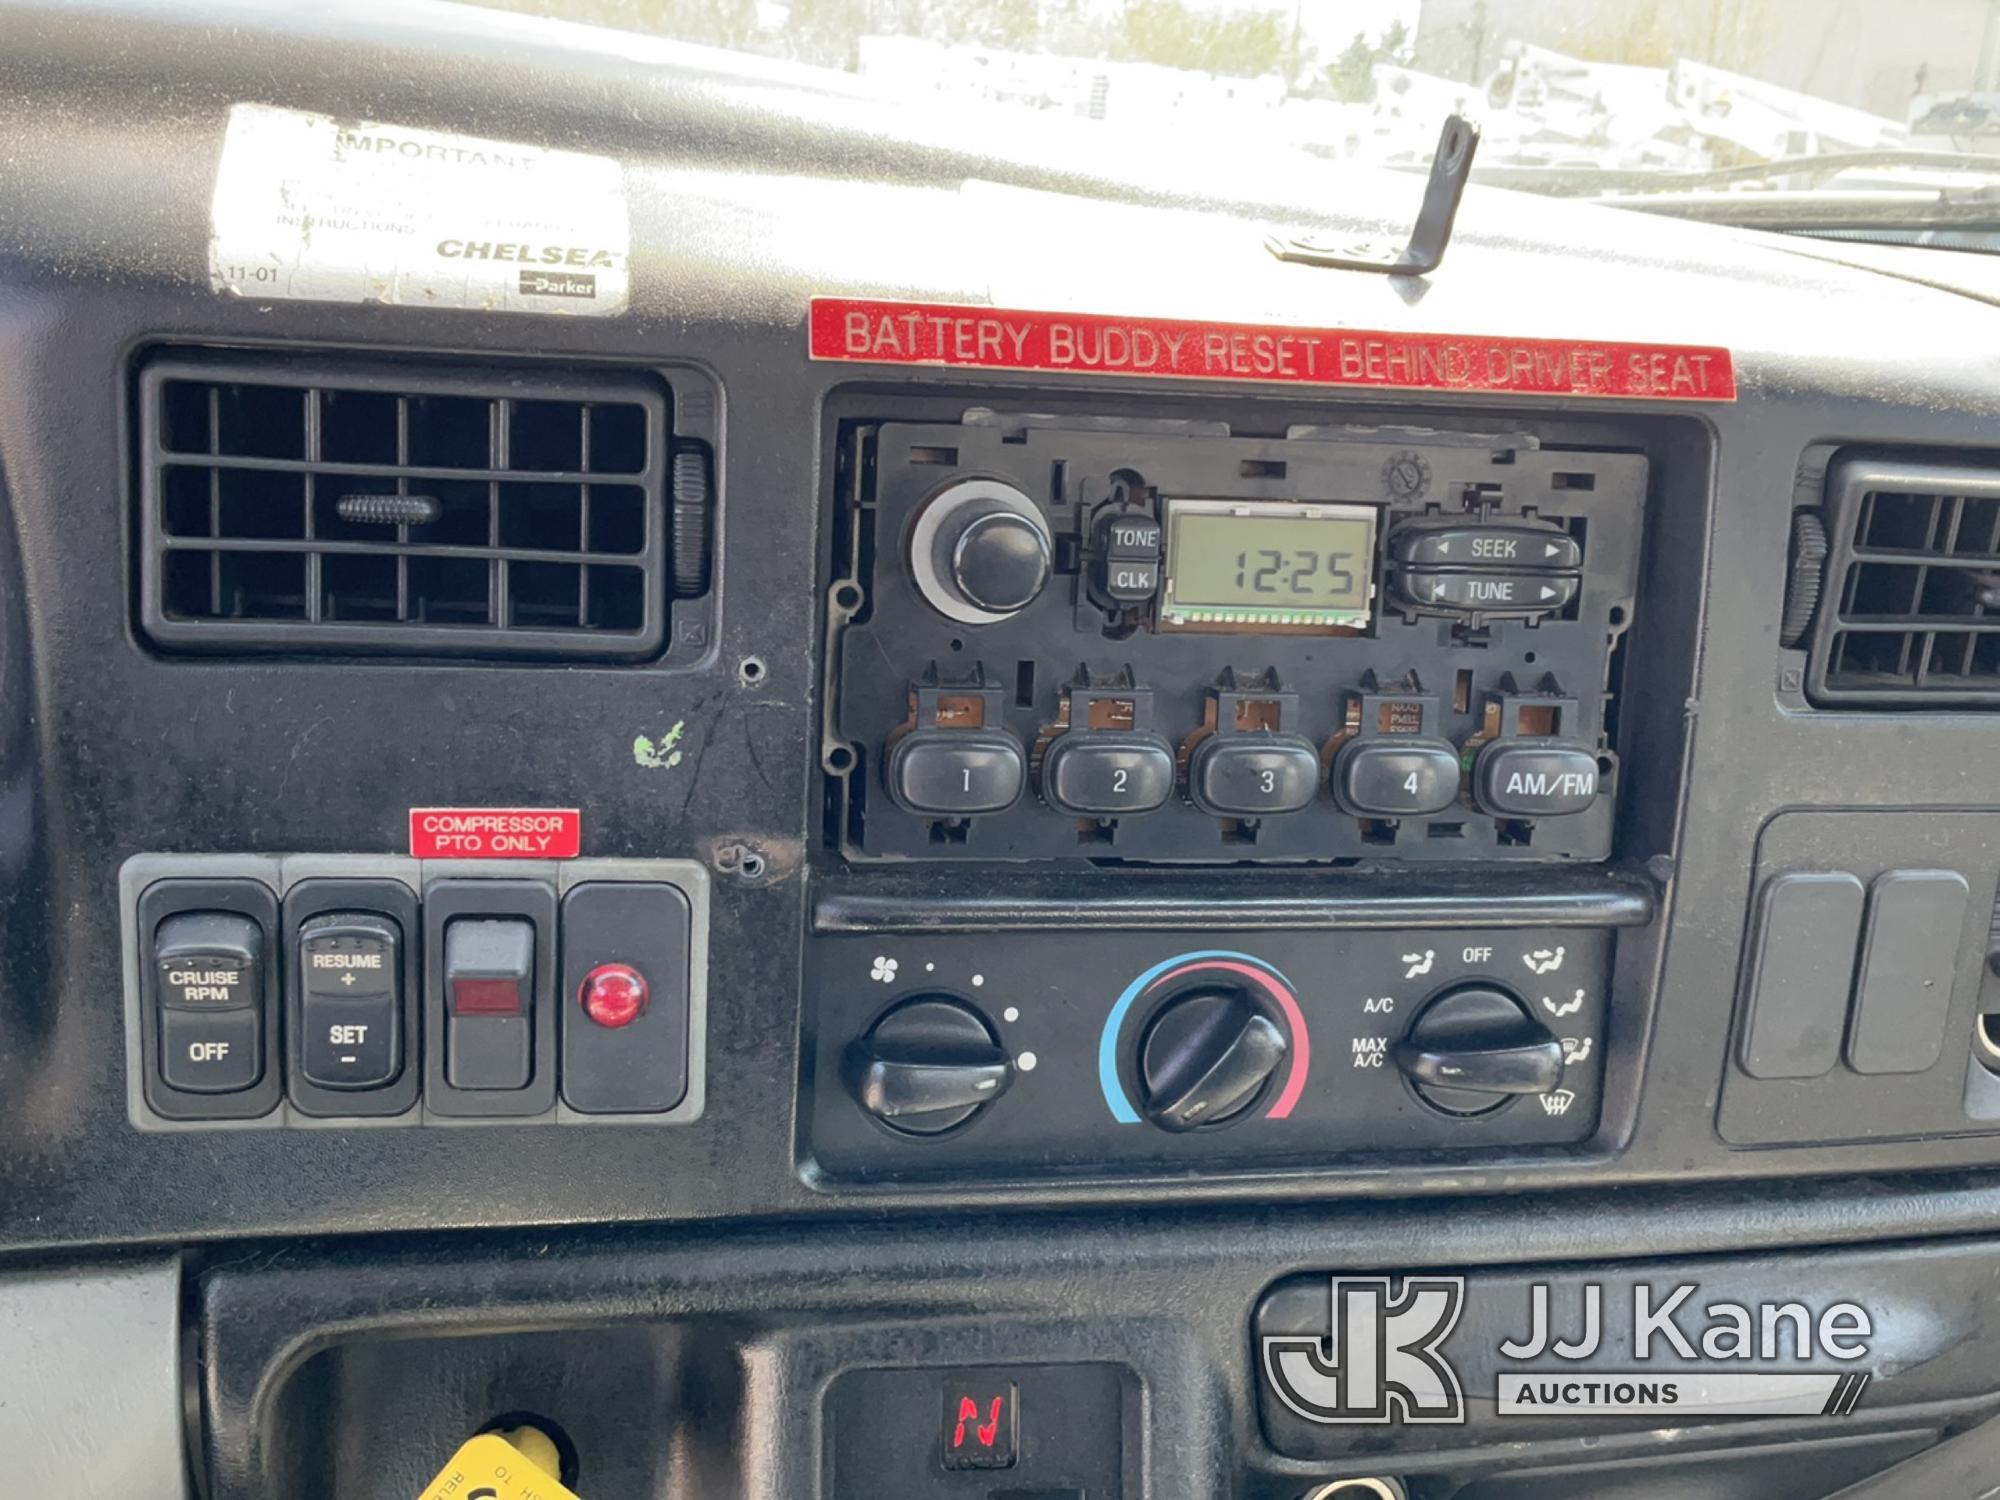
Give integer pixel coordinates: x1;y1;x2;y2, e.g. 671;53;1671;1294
908;479;1053;624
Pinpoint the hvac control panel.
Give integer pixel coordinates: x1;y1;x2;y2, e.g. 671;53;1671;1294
823;413;1644;863
806;926;1613;1181
120;855;709;1129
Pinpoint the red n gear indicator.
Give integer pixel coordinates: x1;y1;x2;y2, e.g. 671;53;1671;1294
940;1379;1018;1470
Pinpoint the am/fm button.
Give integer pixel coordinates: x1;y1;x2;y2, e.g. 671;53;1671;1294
1474;743;1602;818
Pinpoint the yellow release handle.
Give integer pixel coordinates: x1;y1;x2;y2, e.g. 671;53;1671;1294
417;1431;579;1500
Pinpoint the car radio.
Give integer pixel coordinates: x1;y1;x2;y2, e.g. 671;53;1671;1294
821;410;1645;863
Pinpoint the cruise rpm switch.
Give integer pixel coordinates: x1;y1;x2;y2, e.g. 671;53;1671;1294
153;913;265;1093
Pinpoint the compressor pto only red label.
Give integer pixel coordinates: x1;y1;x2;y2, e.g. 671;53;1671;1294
409;808;581;859
809;297;1736;402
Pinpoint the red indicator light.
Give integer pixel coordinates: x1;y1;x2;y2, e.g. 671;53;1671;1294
939;1380;1017;1470
451;977;524;1016
579;963;648;1029
953;1396;1003;1450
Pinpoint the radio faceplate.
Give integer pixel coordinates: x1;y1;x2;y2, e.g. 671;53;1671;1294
823;412;1645;864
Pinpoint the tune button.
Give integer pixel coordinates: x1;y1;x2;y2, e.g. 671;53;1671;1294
1393;570;1578;614
1332;738;1462;817
1043;733;1175;816
1188;735;1320;818
886;731;1026;817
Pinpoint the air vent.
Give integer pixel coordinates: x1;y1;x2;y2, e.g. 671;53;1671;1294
137;354;702;659
1805;457;2000;707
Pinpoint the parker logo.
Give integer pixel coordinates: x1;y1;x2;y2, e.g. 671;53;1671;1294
519;270;598;299
1262;1276;1467;1424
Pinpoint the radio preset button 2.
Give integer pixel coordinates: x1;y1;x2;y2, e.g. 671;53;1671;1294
1043;734;1176;816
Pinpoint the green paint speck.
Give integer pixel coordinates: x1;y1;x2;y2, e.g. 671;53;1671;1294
633;720;687;770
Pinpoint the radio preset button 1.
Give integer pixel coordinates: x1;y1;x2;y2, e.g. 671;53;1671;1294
1333;739;1462;817
1043;734;1176;816
1393;570;1578;614
887;733;1027;816
1188;736;1320;818
1474;742;1602;817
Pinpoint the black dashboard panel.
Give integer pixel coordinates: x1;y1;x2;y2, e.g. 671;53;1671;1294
12;2;2000;1495
1;0;1996;1240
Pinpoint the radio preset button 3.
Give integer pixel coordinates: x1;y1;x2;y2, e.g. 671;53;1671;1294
1188;736;1320;818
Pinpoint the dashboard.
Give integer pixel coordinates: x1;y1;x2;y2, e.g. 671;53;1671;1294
11;3;2000;1498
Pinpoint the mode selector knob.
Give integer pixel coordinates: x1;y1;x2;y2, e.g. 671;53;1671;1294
908;479;1053;624
1393;984;1565;1116
848;996;1014;1136
1138;986;1288;1131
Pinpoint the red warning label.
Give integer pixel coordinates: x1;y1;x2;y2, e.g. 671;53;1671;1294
409;807;581;859
810;296;1735;402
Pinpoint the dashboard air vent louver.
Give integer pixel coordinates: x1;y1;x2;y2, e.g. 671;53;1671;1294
1805;457;2000;707
138;354;692;659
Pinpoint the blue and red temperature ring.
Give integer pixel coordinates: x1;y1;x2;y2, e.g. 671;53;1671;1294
1097;950;1311;1124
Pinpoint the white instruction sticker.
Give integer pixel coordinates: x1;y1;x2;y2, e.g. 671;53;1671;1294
208;103;630;316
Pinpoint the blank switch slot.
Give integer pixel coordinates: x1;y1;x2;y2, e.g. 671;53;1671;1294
1847;869;1969;1075
1738;872;1863;1080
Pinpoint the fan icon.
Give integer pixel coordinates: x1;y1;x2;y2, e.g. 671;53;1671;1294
869;955;899;983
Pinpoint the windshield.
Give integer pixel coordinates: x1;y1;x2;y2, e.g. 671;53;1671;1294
469;0;2000;235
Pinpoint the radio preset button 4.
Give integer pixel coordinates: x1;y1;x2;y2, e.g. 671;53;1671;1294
1333;738;1462;818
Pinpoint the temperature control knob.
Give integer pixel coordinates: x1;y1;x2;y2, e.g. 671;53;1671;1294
1393;984;1564;1116
908;479;1053;624
1137;986;1288;1131
848;996;1014;1136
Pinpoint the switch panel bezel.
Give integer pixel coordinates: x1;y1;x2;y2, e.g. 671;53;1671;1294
118;854;711;1132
